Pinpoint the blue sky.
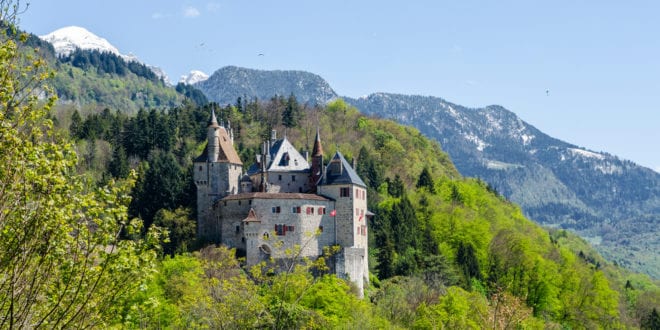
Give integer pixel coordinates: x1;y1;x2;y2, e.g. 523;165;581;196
20;1;660;172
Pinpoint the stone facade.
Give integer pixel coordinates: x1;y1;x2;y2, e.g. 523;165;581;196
194;111;370;297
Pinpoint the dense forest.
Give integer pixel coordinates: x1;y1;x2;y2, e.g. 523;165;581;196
1;4;660;328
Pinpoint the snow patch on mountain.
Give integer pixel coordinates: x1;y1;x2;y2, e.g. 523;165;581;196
40;26;168;82
465;133;488;151
179;70;209;85
40;26;122;58
569;148;605;160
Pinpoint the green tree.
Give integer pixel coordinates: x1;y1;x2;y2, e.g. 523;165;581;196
130;151;185;227
108;144;130;178
416;167;435;193
153;207;196;255
456;241;481;287
641;308;660;330
0;9;158;327
69;109;83;139
282;93;302;128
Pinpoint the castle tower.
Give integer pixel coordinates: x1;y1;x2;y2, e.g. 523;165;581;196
317;151;369;297
194;109;243;241
308;127;324;192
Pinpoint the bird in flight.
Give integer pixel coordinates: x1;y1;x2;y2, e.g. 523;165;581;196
258;53;264;56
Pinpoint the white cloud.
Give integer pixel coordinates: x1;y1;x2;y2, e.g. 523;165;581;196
183;6;201;18
207;2;221;12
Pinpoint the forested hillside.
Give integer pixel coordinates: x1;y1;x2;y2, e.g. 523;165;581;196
64;92;660;328
2;11;659;327
188;66;660;279
17;28;184;114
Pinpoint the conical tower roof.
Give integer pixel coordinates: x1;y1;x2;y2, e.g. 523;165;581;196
208;108;220;127
312;127;323;157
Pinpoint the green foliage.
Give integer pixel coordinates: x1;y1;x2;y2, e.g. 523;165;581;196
153;207;196;255
416;166;436;193
0;13;158;327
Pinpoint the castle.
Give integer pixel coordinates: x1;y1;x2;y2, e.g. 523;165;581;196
194;110;369;296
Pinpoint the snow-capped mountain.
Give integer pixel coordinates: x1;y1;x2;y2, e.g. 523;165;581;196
40;26;124;58
179;70;209;85
40;26;168;82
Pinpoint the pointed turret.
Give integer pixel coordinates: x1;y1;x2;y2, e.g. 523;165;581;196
207;109;220;162
309;127;324;192
208;108;219;127
312;127;323;157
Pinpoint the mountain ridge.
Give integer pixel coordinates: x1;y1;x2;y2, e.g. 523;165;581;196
194;66;338;105
190;67;660;277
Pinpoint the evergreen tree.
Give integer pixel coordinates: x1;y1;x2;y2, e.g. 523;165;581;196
387;174;405;198
416;167;435;193
129;151;185;227
641;308;660;330
282;93;301;128
69;109;83;139
456;241;481;287
108;144;129;179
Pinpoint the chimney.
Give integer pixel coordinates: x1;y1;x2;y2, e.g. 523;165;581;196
271;129;277;145
352;158;357;171
303;150;309;162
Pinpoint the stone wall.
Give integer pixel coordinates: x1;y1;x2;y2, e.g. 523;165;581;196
217;195;336;265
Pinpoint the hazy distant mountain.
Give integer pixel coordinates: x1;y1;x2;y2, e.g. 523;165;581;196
40;26;169;82
194;66;338;105
346;93;660;277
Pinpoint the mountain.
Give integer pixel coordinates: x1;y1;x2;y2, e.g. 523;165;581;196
194;66;338;105
346;93;660;277
40;26;169;82
179;70;209;85
192;66;660;278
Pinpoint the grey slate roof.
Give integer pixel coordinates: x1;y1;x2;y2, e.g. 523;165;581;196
246;137;310;175
320;151;366;187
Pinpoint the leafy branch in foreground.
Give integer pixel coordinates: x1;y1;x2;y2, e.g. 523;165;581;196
0;5;159;327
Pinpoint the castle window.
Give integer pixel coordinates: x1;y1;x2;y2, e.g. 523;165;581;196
292;206;301;213
198;166;202;171
249;200;252;205
299;187;303;193
292;175;296;182
340;187;350;197
287;225;295;232
272;206;281;213
278;175;282;181
238;200;242;205
318;207;326;215
275;224;287;236
306;207;313;215
235;225;240;234
356;208;359;216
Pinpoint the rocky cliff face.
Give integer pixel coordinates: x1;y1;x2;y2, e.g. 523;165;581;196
194;66;338;105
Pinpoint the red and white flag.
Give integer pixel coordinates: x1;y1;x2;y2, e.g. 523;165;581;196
329;209;337;216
